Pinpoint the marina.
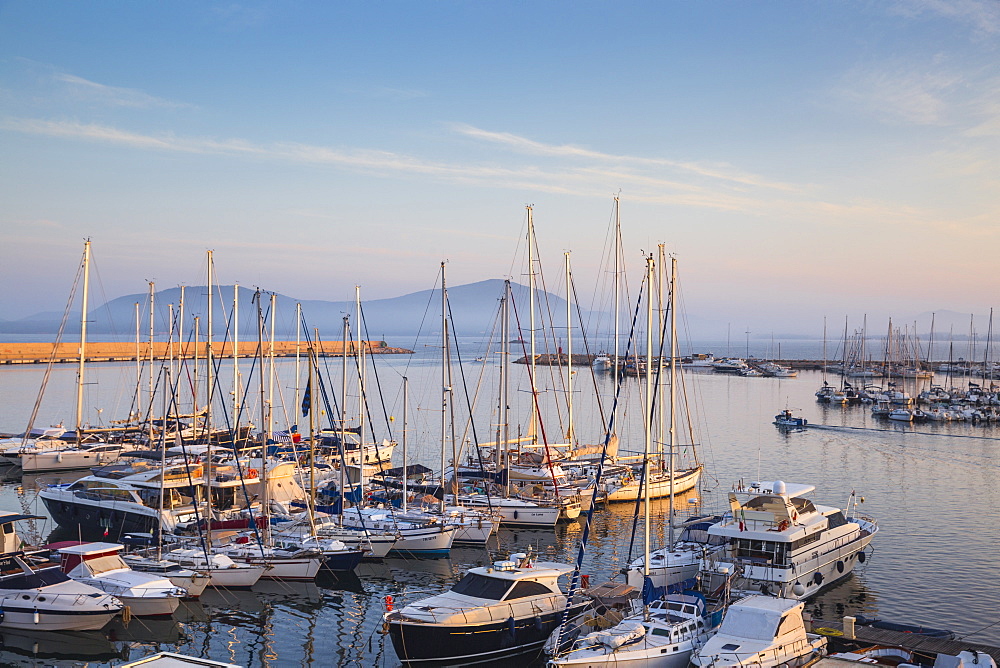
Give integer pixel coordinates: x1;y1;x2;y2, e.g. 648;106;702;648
0;344;998;666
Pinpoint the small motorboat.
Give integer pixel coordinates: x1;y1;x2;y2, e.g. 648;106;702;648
774;410;808;430
691;595;827;668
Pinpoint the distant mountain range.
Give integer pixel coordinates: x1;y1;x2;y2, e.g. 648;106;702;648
1;284;994;344
0;280;600;339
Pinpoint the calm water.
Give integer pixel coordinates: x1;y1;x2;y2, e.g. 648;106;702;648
0;338;998;666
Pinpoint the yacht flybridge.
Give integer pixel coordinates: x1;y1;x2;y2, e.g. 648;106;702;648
700;480;877;600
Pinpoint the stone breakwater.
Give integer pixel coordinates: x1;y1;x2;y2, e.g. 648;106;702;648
0;341;413;364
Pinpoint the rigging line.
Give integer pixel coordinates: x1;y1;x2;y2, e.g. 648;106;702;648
570;271;608;430
508;289;561;497
359;301;394;441
20;245;85;443
958;616;1000;640
398;269;442;383
298;313;342;427
552;273;640;656
445;294;495;511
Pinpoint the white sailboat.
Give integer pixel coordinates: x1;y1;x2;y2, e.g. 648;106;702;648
548;255;719;668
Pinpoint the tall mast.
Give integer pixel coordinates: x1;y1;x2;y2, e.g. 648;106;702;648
295;302;302;420
501;281;511;497
205;252;214;445
178;286;185;411
613;196;621;389
668;253;678;548
75;240;91;443
268;293;276;445
565;251;573;444
134;302;141;416
356;286;364;457
657;243;666;461
256;290;269;545
402;376;409;513
527;206;537;444
340;315;349;527
642;253;654;621
307;345;317;533
440;262;449;515
233;284;240;427
148;280;155;443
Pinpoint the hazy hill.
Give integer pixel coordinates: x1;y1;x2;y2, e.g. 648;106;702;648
1;280;596;339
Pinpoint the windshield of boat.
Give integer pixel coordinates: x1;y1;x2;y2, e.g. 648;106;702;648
450;573;511;600
82;554;129;575
502;580;553;600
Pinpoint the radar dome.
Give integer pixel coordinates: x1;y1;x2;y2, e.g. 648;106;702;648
773;480;787;495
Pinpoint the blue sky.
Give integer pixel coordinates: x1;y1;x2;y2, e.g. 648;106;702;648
1;1;998;335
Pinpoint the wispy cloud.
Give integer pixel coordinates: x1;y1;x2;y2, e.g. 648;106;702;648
3;115;977;231
53;73;192;110
831;64;962;125
890;0;1000;36
451;124;801;193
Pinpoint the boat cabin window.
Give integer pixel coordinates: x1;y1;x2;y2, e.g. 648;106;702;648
450;573;512;600
826;511;849;529
1;523;12;535
790;532;821;551
81;554;129;575
733;538;788;565
503;580;552;600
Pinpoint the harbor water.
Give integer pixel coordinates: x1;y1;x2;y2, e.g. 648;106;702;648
0;336;998;666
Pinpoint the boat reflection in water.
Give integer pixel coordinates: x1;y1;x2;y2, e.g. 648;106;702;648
0;629;128;664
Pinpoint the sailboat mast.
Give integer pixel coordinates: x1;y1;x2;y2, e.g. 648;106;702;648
402;376;409;513
613;196;621;389
565;251;573;444
440;262;449;515
356;287;364;461
528;206;537;444
307;346;317;532
668;253;678;549
256;290;269;545
75;240;91;443
643;253;654;619
268;294;276;442
502;281;512;496
148;280;155;443
206;252;214;469
295;302;302;415
340;315;349;527
233;284;240;427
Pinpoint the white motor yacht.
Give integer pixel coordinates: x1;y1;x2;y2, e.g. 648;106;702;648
0;513;122;631
691;595;827;668
386;552;590;665
548;594;719;668
52;542;186;617
700;480;878;600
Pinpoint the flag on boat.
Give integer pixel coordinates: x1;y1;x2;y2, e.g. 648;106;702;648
301;381;311;417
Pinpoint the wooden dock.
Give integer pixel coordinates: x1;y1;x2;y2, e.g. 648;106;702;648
0;341;413;365
812;618;1000;664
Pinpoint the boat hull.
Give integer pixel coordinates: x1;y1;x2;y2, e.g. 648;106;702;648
605;467;701;503
0;603;120;631
388;602;590;665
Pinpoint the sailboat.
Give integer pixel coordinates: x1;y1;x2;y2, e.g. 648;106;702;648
214;290;327;580
625;251;717;591
548;254;720;668
602;250;702;504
